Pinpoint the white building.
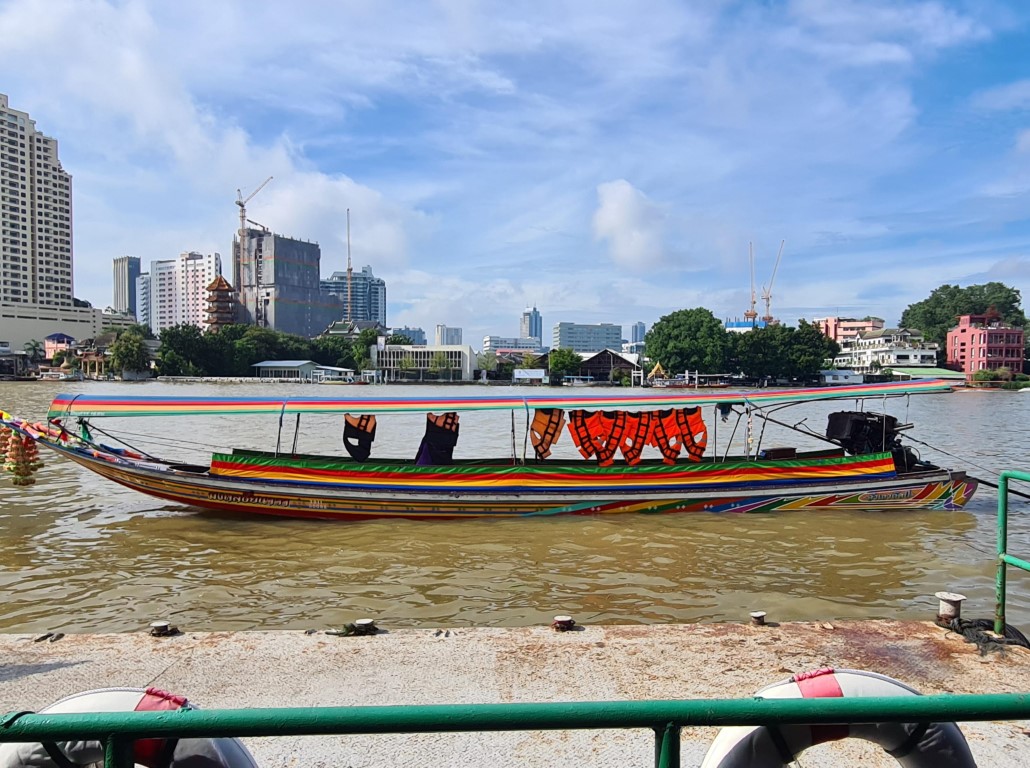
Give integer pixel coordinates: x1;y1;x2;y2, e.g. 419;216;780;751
135;272;151;331
1;94;74;308
0;94;146;347
482;335;544;354
435;324;462;345
552;322;622;352
371;344;476;381
834;328;939;373
147;251;222;334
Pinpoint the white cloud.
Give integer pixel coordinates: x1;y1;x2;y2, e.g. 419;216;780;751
592;181;667;270
972;80;1030;112
1018;129;1030;154
0;0;1025;347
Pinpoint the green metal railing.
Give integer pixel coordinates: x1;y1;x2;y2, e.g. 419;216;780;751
996;469;1030;635
5;694;1030;768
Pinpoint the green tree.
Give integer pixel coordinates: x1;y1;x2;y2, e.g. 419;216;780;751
397;354;416;380
22;339;44;363
546;348;583;379
388;333;412;345
109;332;151;375
429;350;451;380
646;308;730;374
157;324;210;375
783;320;839;378
476;352;497;372
900;282;1026;345
519;354;540;369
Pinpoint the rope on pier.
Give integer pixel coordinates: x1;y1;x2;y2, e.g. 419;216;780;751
941;618;1030;655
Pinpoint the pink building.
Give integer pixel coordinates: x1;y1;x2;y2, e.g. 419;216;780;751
814;316;885;344
946;314;1024;375
43;332;75;361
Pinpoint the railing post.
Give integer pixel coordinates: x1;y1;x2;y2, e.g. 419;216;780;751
654;722;681;768
103;736;134;768
997;472;1010;636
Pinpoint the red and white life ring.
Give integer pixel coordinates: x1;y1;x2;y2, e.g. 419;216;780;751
701;667;976;768
0;687;259;768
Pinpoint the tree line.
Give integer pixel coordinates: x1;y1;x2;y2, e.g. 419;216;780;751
644;308;840;379
84;281;1027;380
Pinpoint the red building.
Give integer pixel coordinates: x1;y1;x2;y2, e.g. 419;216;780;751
946;314;1024;376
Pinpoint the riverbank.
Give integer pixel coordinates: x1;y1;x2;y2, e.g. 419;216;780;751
2;622;1028;766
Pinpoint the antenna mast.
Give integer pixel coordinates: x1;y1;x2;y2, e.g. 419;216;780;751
743;241;758;325
346;209;353;324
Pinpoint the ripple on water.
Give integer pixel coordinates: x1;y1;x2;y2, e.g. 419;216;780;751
1;382;1030;632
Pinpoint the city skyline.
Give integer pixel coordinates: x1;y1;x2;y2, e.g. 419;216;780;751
3;3;1030;344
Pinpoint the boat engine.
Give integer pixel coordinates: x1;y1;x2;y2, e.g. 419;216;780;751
826;411;937;472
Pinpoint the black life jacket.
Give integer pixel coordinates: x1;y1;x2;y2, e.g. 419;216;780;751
415;412;460;465
342;414;377;462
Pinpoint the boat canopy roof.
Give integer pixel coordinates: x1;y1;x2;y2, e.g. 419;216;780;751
45;379;954;419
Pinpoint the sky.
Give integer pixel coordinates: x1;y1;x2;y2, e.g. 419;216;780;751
3;0;1030;346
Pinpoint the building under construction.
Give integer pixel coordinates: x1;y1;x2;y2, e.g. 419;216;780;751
232;228;341;338
321;266;386;326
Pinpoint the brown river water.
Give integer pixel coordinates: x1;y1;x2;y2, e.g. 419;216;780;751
1;380;1028;634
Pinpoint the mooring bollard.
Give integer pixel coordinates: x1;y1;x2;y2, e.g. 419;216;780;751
552;615;576;631
750;611;767;626
935;591;967;623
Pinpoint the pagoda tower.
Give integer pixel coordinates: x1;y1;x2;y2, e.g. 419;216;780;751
205;275;237;331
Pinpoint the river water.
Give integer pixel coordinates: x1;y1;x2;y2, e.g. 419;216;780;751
1;380;1028;634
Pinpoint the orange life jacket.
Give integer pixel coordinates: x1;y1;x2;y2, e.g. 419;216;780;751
675;407;708;461
343;413;377;462
648;409;683;464
617;411;653;466
591;410;627;467
566;410;597;459
530;409;566;460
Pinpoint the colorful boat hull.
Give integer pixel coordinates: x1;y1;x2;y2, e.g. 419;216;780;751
23;435;977;521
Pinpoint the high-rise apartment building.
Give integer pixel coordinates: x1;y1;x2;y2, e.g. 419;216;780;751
321;265;386;325
435;324;462;345
631;321;646;344
113;255;141;316
145;251;222;334
520;305;542;343
135;272;150;330
0;94;73;307
552;322;623;352
392;326;427;345
233;228;340;337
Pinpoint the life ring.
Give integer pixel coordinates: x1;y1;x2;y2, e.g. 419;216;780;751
701;667;976;768
0;687;259;768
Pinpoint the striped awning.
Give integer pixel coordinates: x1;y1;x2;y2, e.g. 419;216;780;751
45;379;954;419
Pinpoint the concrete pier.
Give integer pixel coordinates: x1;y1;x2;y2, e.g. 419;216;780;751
1;621;1028;766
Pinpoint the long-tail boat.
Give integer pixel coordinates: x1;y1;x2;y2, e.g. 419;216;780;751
0;380;977;521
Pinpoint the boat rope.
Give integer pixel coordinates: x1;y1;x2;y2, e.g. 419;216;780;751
74;420;161;461
522;400;530;466
940;617;1030;654
902;435;1030;502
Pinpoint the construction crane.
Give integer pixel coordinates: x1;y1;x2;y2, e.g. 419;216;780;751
760;239;785;325
346;208;353;324
743;242;758;326
236;176;273;326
